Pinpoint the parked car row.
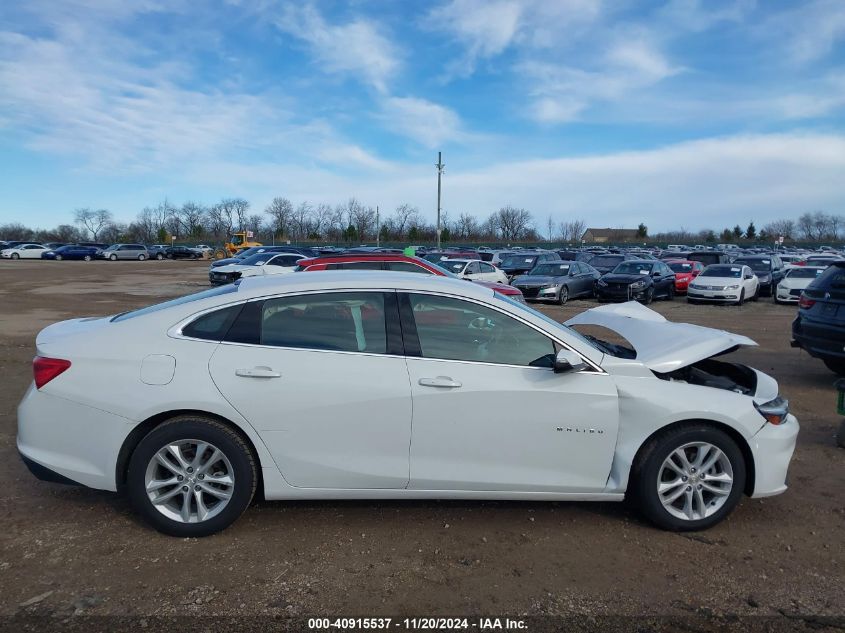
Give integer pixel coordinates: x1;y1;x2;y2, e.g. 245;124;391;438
0;242;207;261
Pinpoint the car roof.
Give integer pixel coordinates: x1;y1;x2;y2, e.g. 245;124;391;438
235;270;494;301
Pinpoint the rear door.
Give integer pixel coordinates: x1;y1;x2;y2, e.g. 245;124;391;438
208;291;413;489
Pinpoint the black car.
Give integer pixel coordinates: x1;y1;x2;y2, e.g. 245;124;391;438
164;245;201;260
731;255;785;297
596;260;676;303
511;261;600;304
498;252;561;280
791;262;845;375
41;245;99;261
587;253;638;275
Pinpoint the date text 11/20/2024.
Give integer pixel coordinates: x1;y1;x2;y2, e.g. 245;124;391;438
308;618;527;630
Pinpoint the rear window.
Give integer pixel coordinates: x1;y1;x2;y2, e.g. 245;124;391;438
785;268;824;279
590;255;624;267
111;285;238;322
810;265;845;290
182;304;242;340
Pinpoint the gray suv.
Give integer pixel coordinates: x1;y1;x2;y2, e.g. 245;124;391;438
98;244;150;261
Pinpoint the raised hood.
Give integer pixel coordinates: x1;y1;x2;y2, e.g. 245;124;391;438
565;301;757;373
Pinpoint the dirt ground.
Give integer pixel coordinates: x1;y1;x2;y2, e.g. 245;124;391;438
0;260;842;627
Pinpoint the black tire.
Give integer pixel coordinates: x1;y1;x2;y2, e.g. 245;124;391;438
823;358;845;376
109;254;118;261
737;289;745;306
55;254;63;261
752;286;760;302
630;424;746;531
836;420;845;449
127;415;257;537
11;252;19;260
665;285;675;301
156;253;164;260
557;285;569;305
138;254;146;261
643;287;654;305
83;255;92;261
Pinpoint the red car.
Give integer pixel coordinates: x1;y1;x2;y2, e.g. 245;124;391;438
295;253;525;300
665;259;704;294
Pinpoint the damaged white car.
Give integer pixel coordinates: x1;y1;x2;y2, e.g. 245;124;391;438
17;273;797;537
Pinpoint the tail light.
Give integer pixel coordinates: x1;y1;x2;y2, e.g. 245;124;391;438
798;295;816;309
33;356;71;389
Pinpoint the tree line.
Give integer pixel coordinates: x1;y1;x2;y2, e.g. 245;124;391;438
1;200;842;245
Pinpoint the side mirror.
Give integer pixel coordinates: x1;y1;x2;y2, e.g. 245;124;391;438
554;349;587;374
652;271;661;277
744;274;753;279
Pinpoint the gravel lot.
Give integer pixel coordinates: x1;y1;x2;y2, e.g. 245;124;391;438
0;260;842;627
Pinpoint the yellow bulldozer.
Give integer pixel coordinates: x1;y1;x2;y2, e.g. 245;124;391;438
213;231;263;260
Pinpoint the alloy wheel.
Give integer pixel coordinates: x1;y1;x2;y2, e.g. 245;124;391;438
144;439;235;524
657;442;733;521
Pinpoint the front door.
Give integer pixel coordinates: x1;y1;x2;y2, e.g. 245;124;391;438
401;293;619;493
209;291;413;489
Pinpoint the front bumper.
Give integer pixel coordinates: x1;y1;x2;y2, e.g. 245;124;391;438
687;288;741;302
776;287;802;303
748;414;799;498
596;285;648;302
209;271;239;285
513;286;560;302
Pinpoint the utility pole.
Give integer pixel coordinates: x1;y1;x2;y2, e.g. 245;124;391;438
435;151;444;250
375;205;380;247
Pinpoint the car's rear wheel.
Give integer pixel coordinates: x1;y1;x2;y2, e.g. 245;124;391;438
127;416;257;537
631;425;746;531
138;254;146;261
83;255;92;261
737;289;745;306
156;253;164;260
665;285;675;301
823;358;845;375
109;254;118;261
557;285;569;305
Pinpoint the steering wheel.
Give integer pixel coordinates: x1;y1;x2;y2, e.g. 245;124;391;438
468;316;495;331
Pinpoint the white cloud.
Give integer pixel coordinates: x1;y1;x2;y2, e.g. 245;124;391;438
761;0;845;64
182;133;845;233
658;0;755;32
380;97;464;148
274;4;400;92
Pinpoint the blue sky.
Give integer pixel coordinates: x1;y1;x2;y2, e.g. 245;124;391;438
0;0;843;232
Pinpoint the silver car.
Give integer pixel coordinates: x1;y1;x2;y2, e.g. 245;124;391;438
98;244;150;261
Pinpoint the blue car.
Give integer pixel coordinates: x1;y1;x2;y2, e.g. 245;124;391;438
41;245;99;261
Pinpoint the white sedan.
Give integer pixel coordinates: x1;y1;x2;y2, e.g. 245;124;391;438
775;266;826;304
1;243;50;259
17;273;797;536
208;252;304;285
687;264;759;304
437;258;509;284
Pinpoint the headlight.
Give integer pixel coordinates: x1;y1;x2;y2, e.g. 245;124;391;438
726;284;740;290
598;279;608;286
755;397;789;425
689;283;700;289
630;280;646;289
540;284;560;290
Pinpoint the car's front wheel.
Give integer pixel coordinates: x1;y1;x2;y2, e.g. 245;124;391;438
138;254;146;261
127;416;257;537
557;285;569;305
156;253;164;260
83;255;92;261
630;425;746;531
11;253;19;260
55;254;63;261
109;254;118;261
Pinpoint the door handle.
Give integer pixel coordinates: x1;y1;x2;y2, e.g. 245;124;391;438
418;376;462;388
235;367;281;378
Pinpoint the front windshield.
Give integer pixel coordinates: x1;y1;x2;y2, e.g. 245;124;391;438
590;255;623;267
612;262;654;275
440;260;467;274
735;259;770;272
701;266;742;278
501;255;538;268
668;262;693;273
529;263;570;276
493;293;602;354
240;253;276;266
430;262;460;278
785;267;824;279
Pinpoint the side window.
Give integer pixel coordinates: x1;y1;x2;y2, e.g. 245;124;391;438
480;262;495;273
467;262;481;274
407;294;556;368
182;304;242;341
340;261;384;270
260;292;387;354
385;262;433;274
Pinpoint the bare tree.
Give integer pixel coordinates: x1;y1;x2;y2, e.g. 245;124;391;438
349;200;376;242
558;219;586;243
454;213;479;240
491;206;533;241
392;204;419;238
762;219;796;240
264;197;294;238
246;214;265;240
311;203;333;239
74;208;113;240
292;201;313;241
178;202;206;238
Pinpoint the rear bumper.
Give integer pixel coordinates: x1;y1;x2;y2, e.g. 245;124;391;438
748;414;799;498
792;315;845;360
17;385;134;491
20;452;81;486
